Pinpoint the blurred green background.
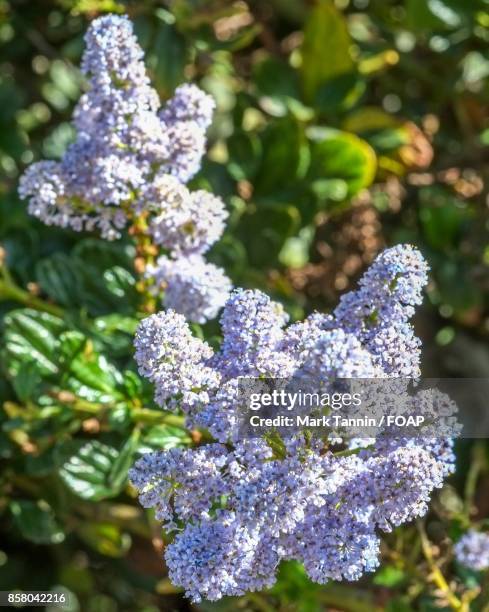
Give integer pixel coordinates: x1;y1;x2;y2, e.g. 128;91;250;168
0;0;488;610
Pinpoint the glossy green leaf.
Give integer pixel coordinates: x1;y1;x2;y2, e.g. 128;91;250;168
307;128;377;197
103;266;137;301
140;424;192;452
58;440;120;501
3;309;65;377
59;332;123;403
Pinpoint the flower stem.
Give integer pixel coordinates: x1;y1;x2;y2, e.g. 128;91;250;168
128;211;158;314
0;248;64;317
418;521;463;611
0;277;64;318
131;408;186;427
51;391;187;428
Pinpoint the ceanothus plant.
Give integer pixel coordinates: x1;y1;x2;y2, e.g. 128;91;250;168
129;244;456;602
455;530;489;571
18;14;230;322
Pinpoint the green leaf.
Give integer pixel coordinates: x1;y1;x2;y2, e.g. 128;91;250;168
406;0;475;31
307;128;377;197
10;500;65;545
36;250;137;316
227;131;262;181
254;118;309;195
59;332;123;403
103;266;137;301
150;22;187;93
373;565;407;587
108;429;141;490
3;309;66;377
64;0;125;15
386;598;415;612
315;72;365;114
58;440;120;501
311;178;349;202
73;261;137;316
121;370;143;400
419;187;472;250
241;205;302;267
301;0;355;103
140;424;192;452
36;253;81;308
72;238;133;271
253;56;308;117
12;361;42;402
93;314;139;336
435;259;483;313
254;57;301;101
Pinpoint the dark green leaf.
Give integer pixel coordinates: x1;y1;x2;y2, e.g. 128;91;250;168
36;252;81;308
150;23;187;92
3;309;65;377
12;361;42;402
227;131;262;181
254;118;309;195
10;500;65;545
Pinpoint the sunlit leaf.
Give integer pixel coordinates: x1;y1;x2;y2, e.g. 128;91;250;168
58;440;120;501
301;0;355;103
307;128;377;197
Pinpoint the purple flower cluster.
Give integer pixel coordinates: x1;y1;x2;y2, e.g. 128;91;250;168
334;244;428;377
130;245;456;602
148;255;232;324
19;14;231;322
454;530;489;571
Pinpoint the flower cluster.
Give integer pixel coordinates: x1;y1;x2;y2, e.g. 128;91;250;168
147;254;232;324
130;245;456;602
454;530;489;571
19;14;231;322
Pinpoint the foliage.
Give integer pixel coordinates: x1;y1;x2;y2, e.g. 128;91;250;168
0;0;488;610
